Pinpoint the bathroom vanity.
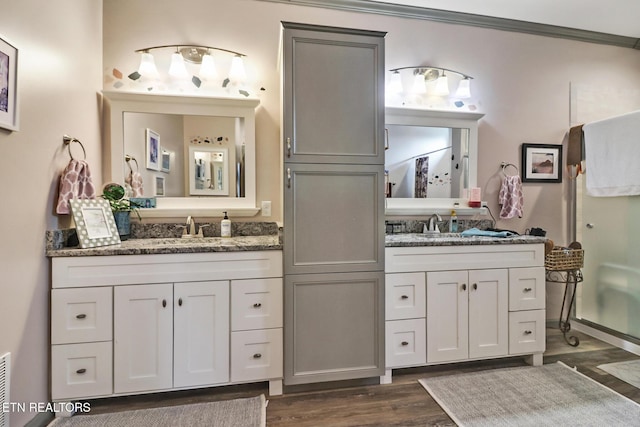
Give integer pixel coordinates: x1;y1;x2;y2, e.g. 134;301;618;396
47;232;283;414
382;233;547;383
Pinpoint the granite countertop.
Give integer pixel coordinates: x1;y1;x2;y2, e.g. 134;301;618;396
385;233;547;247
46;222;282;257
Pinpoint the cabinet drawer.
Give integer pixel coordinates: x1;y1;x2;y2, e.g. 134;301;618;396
231;278;283;331
52;287;112;344
509;310;546;355
231;329;283;382
385;319;426;368
509;267;545;311
385;273;426;320
51;342;112;400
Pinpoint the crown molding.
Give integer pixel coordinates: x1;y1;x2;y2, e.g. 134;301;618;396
260;0;640;50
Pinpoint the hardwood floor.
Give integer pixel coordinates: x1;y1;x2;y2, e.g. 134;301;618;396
82;327;640;426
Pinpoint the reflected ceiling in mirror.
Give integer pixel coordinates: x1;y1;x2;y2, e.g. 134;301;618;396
104;91;260;217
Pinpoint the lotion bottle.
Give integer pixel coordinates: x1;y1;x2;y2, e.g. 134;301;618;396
221;211;231;237
449;210;458;233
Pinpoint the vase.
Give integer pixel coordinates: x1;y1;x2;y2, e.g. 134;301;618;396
113;211;131;241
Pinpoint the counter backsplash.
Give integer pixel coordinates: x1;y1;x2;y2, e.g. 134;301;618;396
385;219;493;234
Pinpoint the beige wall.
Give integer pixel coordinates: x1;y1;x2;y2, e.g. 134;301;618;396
1;1;639;423
0;1;103;425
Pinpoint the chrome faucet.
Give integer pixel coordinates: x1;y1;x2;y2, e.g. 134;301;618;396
182;216;209;238
425;213;442;233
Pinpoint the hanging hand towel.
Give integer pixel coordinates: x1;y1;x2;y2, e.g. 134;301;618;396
583;110;640;197
125;170;144;197
55;159;96;214
498;175;524;219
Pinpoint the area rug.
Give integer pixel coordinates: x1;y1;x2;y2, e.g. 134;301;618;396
598;359;640;389
48;395;266;427
419;362;640;426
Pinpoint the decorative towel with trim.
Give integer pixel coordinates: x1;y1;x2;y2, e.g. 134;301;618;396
125;170;144;197
583;110;640;197
55;159;96;214
498;174;523;219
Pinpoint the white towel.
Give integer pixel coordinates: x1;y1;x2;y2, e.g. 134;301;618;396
583;110;640;197
499;175;523;219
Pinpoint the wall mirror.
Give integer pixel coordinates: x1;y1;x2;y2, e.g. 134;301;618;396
384;106;484;215
104;91;259;217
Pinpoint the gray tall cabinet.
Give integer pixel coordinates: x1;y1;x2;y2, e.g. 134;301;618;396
281;22;386;385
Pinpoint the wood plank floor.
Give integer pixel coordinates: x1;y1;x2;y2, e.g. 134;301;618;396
82;327;640;426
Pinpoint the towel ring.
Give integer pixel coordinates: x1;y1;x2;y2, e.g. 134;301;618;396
63;135;87;160
125;154;139;172
500;162;519;176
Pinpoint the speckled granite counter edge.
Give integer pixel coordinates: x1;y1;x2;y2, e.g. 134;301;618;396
384;233;547;247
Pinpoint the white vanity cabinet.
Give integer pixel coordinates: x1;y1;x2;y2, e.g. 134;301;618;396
51;251;283;404
383;243;545;383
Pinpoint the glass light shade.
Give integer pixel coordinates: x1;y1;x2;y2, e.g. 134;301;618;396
229;55;246;83
168;52;189;79
434;75;450;96
138;52;159;78
412;73;427;94
199;53;218;80
387;71;403;95
455;78;472;99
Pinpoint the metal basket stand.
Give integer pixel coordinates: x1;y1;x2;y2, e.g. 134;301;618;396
545;247;584;347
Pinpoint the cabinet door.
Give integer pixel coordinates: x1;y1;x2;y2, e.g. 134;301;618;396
284;163;385;275
284;271;384;385
282;22;385;165
468;269;508;359
174;281;229;388
426;271;468;363
114;284;173;394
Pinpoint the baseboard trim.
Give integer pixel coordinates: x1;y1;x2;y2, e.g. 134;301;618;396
572;321;640;356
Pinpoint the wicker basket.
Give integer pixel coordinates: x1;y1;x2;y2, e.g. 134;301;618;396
545;247;584;271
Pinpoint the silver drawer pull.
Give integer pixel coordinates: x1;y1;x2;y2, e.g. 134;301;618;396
253;303;262;308
400;295;409;300
286;137;292;158
401;341;409;346
524;330;532;335
76;314;87;319
76;368;87;374
253;353;262;359
524;287;533;292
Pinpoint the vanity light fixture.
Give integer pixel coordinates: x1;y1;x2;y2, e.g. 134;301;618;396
389;66;473;98
135;45;247;82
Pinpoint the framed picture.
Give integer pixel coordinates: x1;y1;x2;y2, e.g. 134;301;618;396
521;143;563;183
146;128;160;170
0;34;19;131
161;149;171;173
154;175;165;196
69;199;121;248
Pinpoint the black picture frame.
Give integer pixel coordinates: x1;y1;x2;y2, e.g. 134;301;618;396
521;143;562;183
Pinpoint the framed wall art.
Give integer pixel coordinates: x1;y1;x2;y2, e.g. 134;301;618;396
521;143;562;183
69;199;121;248
154;175;165;196
146;128;160;170
161;149;171;173
0;34;19;131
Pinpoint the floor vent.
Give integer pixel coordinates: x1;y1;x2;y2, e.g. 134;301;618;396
0;352;10;427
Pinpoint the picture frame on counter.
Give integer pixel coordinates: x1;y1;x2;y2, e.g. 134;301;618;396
0;34;19;131
521;143;562;183
69;198;121;248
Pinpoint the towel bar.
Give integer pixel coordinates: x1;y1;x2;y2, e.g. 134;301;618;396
62;135;86;160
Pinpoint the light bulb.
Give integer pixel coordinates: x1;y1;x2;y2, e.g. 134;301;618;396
199;53;218;80
229;55;246;83
455;78;472;99
412;73;426;94
168;52;189;79
138;52;159;78
434;74;449;96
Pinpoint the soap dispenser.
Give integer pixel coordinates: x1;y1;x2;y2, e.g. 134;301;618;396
221;211;231;238
449;210;458;233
